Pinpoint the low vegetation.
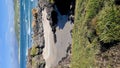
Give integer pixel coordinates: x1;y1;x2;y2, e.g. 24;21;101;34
72;0;120;68
96;4;120;43
48;0;54;4
14;0;20;42
30;45;38;57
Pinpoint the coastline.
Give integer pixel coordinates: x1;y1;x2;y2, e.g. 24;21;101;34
27;0;75;68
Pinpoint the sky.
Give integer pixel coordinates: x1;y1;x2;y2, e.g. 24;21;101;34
0;0;19;68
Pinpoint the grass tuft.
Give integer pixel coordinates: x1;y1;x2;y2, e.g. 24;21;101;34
71;0;120;67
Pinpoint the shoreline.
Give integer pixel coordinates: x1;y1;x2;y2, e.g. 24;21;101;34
27;0;74;68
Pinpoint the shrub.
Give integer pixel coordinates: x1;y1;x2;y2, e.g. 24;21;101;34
48;0;54;4
72;0;120;67
96;5;120;43
85;0;104;22
30;45;38;56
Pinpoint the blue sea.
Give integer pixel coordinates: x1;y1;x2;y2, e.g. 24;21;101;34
20;0;38;68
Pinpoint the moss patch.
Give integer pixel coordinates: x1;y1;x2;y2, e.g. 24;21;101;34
30;45;38;57
48;0;55;4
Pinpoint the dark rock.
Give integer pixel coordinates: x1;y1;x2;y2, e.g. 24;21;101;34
39;62;46;68
32;55;46;68
115;0;120;5
51;10;58;27
27;0;46;68
96;44;120;68
54;0;72;15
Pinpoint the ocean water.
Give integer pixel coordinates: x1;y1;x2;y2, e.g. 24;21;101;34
20;0;38;68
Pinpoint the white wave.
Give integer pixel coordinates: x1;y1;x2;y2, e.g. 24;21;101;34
25;19;27;23
27;21;31;35
27;26;31;35
31;0;33;2
24;4;25;10
26;44;28;57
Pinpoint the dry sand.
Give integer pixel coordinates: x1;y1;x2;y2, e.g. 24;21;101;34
42;8;73;68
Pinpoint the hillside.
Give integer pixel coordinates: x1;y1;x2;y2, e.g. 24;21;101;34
72;0;120;68
14;0;20;64
14;0;20;42
27;0;120;68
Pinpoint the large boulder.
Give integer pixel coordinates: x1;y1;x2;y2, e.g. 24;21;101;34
32;20;36;29
32;8;38;19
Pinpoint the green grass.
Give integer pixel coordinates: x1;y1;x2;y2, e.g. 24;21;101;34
14;0;20;60
96;4;120;43
48;0;55;4
30;45;38;56
14;0;20;42
71;0;120;68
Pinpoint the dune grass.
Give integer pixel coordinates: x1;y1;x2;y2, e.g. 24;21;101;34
71;0;120;68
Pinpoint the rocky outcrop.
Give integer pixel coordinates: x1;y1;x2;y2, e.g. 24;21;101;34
27;0;54;68
27;0;46;68
96;43;120;68
27;0;75;68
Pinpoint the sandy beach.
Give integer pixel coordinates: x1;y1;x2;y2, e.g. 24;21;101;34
42;8;73;68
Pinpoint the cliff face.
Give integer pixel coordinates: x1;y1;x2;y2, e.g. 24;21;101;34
27;0;75;68
27;0;47;68
27;0;120;68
